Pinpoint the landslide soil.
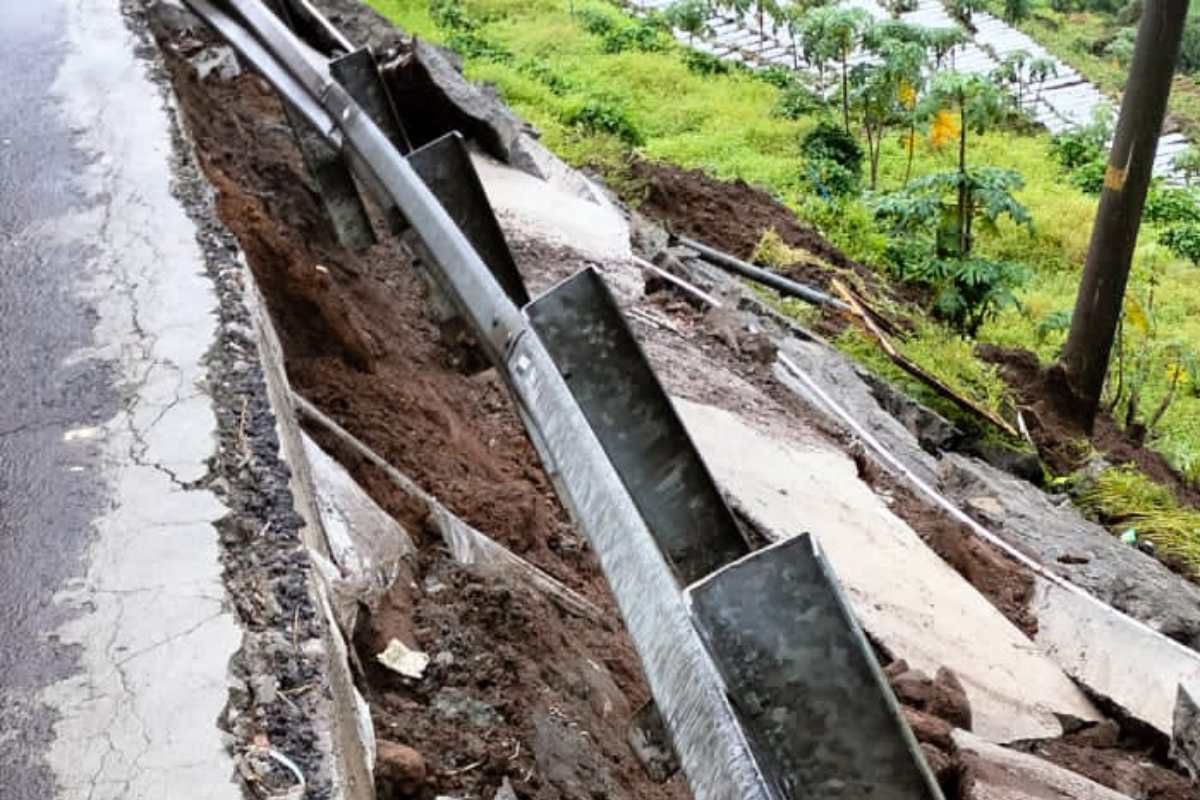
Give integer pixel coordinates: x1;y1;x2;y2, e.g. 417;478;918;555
158;33;689;800
978;344;1200;508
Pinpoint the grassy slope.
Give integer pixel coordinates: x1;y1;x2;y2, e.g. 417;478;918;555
369;0;1200;481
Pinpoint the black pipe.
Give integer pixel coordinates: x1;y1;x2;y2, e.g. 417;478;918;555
673;234;849;312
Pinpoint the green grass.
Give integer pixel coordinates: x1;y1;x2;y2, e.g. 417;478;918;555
1079;465;1200;578
369;0;1200;481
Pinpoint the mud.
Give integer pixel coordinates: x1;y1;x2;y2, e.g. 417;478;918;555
155;15;687;800
618;159;881;289
978;344;1200;507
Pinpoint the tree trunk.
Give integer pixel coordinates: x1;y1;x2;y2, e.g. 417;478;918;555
1060;0;1188;432
958;100;968;258
904;119;916;186
841;51;850;133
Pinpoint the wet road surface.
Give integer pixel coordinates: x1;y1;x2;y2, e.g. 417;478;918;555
1;1;121;795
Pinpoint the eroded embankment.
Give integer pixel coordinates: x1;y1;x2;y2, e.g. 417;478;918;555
153;23;692;800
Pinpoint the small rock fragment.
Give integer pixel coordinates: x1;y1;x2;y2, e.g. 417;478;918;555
902;707;954;750
376;639;429;679
930;667;972;731
377;740;427;796
890;669;933;708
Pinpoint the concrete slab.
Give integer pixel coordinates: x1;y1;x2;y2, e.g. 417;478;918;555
471;152;631;263
954;730;1133;800
675;398;1101;744
36;1;242;797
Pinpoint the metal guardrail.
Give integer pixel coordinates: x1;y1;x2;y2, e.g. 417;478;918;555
181;3;943;797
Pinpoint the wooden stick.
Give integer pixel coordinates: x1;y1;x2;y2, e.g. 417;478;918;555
831;279;1020;439
633;255;723;309
292;392;606;622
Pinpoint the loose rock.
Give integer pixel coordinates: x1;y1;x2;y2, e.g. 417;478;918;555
930;667;973;731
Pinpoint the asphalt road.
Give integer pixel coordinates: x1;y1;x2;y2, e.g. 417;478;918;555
1;2;121;795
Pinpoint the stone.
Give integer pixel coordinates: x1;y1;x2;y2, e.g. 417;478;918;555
902;707;954;751
1173;684;1200;781
376;740;427;796
930;667;972;731
919;743;955;786
891;669;934;708
189;45;241;82
955;729;1134;800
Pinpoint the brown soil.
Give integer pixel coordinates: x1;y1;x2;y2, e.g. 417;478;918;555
619;158;881;291
978;344;1200;508
889;479;1039;638
1024;730;1196;800
156;30;688;800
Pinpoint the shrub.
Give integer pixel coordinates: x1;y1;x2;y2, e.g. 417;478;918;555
803;157;861;199
562;98;644;145
756;65;798;90
430;0;476;31
445;30;513;62
682;49;732;75
1161;222;1200;266
577;7;617;36
1070;159;1107;194
602;20;669;53
773;84;822;119
1144;186;1200;226
800;121;864;176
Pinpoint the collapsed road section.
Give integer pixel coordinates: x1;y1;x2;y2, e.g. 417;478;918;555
124;0;1200;798
175;0;941;797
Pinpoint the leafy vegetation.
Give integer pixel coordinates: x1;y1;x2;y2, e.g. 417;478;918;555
369;0;1200;487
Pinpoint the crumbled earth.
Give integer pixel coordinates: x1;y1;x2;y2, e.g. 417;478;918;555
979;344;1200;508
153;16;689;800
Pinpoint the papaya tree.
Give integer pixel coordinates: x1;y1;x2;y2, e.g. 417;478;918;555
666;0;712;44
803;6;870;132
926;26;966;70
872;73;1031;335
921;72;1008;257
852;36;925;190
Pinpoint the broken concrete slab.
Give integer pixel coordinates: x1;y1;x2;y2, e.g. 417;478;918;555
471;152;632;263
675;397;1101;743
303;432;415;582
775;349;1200;739
778;337;943;489
939;453;1200;651
1174;684;1200;781
953;729;1133;800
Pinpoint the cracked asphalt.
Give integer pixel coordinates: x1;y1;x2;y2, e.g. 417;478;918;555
0;2;243;797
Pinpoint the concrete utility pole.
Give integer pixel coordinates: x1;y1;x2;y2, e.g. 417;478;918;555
1060;0;1189;431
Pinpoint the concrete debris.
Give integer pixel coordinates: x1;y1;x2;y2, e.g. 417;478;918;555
1174;684;1200;781
954;729;1134;800
303;433;414;587
472;152;631;263
627;701;680;783
189;44;240;81
939;453;1200;651
375;639;429;680
778;337;943;489
494;777;519;800
376;740;428;797
676;396;1101;743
